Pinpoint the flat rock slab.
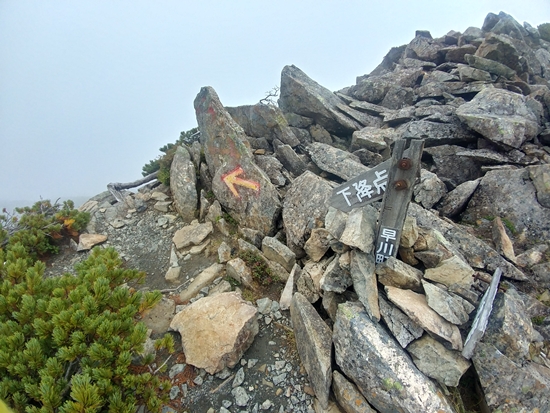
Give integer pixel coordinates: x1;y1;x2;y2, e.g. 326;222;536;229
170;292;258;374
385;286;463;351
379;295;424;348
77;233;108;251
170;145;197;222
178;263;224;303
290;292;332;409
332;371;376;413
307;142;368;181
172;221;213;250
333;302;455;413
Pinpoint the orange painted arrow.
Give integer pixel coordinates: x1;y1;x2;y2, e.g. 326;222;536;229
222;166;260;198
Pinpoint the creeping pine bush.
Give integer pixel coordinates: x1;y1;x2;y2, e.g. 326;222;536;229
0;201;172;412
141;127;199;186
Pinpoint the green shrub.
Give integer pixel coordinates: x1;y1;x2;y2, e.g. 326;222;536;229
141;127;199;186
1;200;90;258
0;244;170;412
238;250;279;286
539;23;550;42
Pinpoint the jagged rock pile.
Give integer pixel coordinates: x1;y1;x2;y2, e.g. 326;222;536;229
77;11;550;413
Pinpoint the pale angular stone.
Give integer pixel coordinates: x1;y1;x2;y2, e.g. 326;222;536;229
408;335;471;387
279;264;298;311
324;207;348;240
376;257;423;291
413;169;447;209
438;178;481;217
333;302;455;413
178;263;225;302
290;293;332;410
170;292;259;374
154;201;172;212
307;142;368;181
208;280;232;296
529;164;550;208
141;297;176;335
400;216;418;248
262;236;296;272
165;266;181;284
332;371;376;413
304;228;331;262
205;200;222;223
218;241;232;263
516;244;548;268
350;250;380;322
172;221;213;250
412;227;439;251
422;280;475;325
424;255;474;288
77;233;108;251
378;295;424;348
492;217;516;263
226;258;254;290
339;205;377;253
385;286;463;350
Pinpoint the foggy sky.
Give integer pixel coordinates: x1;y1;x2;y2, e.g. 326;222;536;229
1;0;549;208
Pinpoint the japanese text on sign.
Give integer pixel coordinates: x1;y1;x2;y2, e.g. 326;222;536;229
336;169;388;208
375;226;398;264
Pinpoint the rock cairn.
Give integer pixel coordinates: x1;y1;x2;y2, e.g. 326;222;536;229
76;11;550;413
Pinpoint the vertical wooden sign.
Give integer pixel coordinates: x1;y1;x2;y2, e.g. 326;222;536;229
374;139;424;264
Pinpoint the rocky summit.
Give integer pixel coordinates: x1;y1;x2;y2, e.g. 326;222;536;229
54;11;550;413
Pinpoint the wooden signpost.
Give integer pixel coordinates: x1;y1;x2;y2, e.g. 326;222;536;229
328;138;424;263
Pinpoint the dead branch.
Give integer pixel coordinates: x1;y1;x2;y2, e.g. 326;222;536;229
107;171;159;203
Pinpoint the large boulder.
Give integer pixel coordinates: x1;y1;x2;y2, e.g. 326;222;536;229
170;145;198;222
279;65;363;134
170;292;259;374
194;87;281;235
463;168;550;242
290;292;333;409
226;103;300;147
307;142;369;181
456;87;540;149
283;171;333;256
333;302;455;413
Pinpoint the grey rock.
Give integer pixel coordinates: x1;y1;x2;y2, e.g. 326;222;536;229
438;178;481;217
218;241;232;263
408;335;471;387
456;87;539;149
423;255;474;288
444;44;478;63
405;35;442;62
473;341;550;412
475;33;522;73
304;228;331;262
376;257;423;291
463;168;550;243
457;64;494;82
516;244;548;268
399;120;477;147
232;367;245;388
332;371;376;413
283;171;333;256
413;169;447;209
529;164;550;208
378;295;424;348
178;263;225;303
279;65;362;134
275;143;307;177
232;386;250;407
385;286;463;351
226;103;300;147
339;205;377;254
409;203;527;281
172;221;213;250
333;301;455;413
309;124;332;144
422;280;475;325
350;250;380;322
290;293;332;409
141;298;176;336
424;145;482;188
165;266;181;284
307;142;368;181
320;254;352;294
324;206;348;241
226;258;254;290
170;145;197;222
255;155;286;187
492;216;516;262
464;53;516;79
262;236;296;272
350;127;396;152
400;216;419;248
484;288;534;363
195;86;281;235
